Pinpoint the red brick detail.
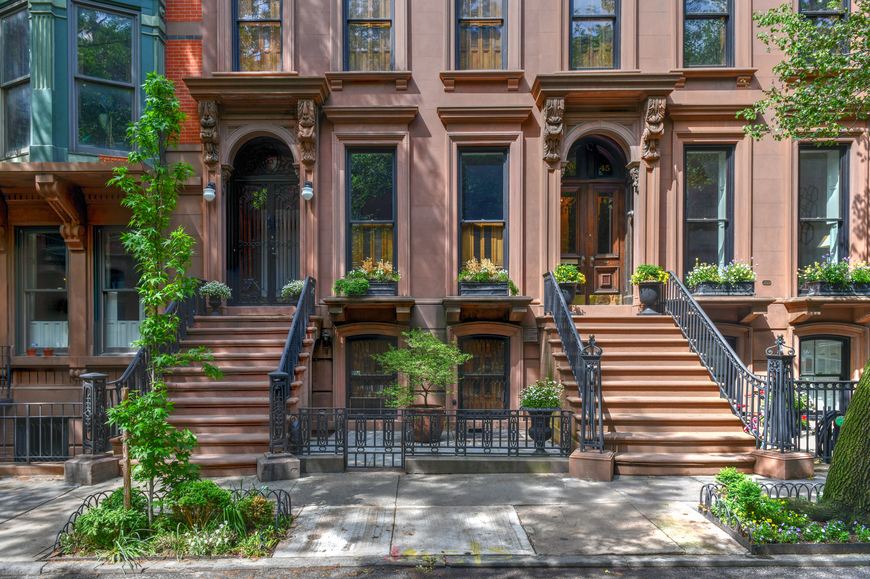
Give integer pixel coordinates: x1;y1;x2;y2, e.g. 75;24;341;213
166;0;202;22
166;40;203;145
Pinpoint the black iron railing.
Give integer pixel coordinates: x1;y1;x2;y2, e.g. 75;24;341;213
793;378;857;463
0;346;11;401
0;402;83;462
269;277;316;454
543;272;604;452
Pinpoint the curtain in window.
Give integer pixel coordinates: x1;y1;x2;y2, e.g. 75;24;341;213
798;147;845;267
346;0;392;71
460;150;507;267
571;0;617;69
685;148;731;269
237;0;282;71
458;0;504;70
18;231;68;353
348;150;396;268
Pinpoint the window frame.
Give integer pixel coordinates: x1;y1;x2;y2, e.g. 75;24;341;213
569;0;620;71
345;146;398;271
799;335;850;381
343;0;395;71
15;227;69;355
346;334;398;412
70;0;139;156
797;144;850;269
94;226;141;355
0;2;30;159
798;0;849;21
682;0;733;68
455;0;508;70
233;0;283;72
458;147;509;269
683;144;735;273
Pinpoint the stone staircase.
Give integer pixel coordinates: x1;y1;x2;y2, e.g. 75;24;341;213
543;305;757;475
165;307;315;476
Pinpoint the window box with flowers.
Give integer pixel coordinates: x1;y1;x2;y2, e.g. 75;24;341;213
687;260;757;296
799;258;870;296
334;259;401;297
457;258;519;296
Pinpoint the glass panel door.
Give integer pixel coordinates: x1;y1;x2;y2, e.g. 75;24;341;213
347;336;397;412
459;336;508;409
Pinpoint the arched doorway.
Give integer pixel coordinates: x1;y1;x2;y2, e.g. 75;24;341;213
227;137;300;305
560;135;629;304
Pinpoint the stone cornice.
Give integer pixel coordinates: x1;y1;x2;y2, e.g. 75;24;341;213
325;71;412;91
437;106;532;126
531;71;683;108
183;75;331;112
323;106;419;125
439;69;524;92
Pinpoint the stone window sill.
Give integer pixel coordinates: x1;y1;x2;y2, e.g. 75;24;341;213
439;70;524;92
325;71;412;91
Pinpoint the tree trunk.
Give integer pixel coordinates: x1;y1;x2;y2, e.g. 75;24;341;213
823;360;870;515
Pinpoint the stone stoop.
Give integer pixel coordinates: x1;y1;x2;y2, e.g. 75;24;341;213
164;308;316;476
541;308;757;476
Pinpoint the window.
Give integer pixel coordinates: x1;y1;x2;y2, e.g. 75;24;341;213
347;148;396;270
17;229;68;354
798;145;848;269
457;0;506;70
73;3;136;153
1;5;30;157
458;336;509;409
683;0;731;67
95;228;141;353
235;0;281;71
799;0;848;27
460;149;508;268
800;336;849;381
570;0;618;70
684;146;733;271
345;0;393;71
347;336;397;411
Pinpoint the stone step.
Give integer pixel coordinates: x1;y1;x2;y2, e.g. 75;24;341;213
606;431;757;454
193;314;292;327
547;337;691;353
185;326;293;339
599;412;747;432
595;395;731;410
194;433;271;455
614;451;756;476
172;396;270;414
599;364;710;376
189;452;263;476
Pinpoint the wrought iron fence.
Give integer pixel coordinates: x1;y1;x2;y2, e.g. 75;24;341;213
0;346;11;401
269;277;317;454
543;272;603;451
793;379;857;463
0;402;83;462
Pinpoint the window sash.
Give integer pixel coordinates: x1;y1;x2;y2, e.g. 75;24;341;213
799;0;848;17
459;148;508;268
456;0;506;70
1;5;30;157
344;0;393;71
797;145;849;268
570;0;619;70
683;0;731;67
95;227;141;353
234;0;283;71
16;228;69;354
683;146;733;271
346;148;397;269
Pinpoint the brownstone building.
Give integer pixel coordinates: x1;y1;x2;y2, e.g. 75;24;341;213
0;0;867;476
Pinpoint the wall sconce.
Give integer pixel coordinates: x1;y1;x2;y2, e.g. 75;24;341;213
320;329;332;348
301;181;314;201
203;182;216;202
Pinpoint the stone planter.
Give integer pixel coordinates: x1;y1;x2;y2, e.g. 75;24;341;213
691;281;755;296
800;282;870;296
458;281;509;296
558;282;579;304
207;295;223;315
366;281;398;296
523;408;557;455
637;281;664;315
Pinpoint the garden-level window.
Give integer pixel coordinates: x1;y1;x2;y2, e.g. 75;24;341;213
347;336;397;411
235;0;282;71
1;6;30;157
683;0;731;67
458;336;509;409
684;146;733;272
17;229;68;354
345;0;393;71
799;0;848;27
457;0;506;70
460;149;508;268
347;148;396;269
95;228;142;353
74;3;136;153
570;0;618;70
798;145;848;268
800;336;849;381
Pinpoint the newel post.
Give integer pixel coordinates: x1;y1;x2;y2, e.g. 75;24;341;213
257;371;300;482
64;372;119;484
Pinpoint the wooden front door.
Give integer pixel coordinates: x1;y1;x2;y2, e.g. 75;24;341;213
561;183;625;304
458;336;509;410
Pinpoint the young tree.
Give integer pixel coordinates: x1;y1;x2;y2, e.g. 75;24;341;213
107;73;219;520
739;1;869;140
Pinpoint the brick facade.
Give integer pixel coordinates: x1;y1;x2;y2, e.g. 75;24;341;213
166;0;201;22
166;39;203;144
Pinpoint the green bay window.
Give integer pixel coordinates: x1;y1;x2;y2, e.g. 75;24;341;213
235;0;282;71
460;149;508;268
570;0;618;70
345;0;393;71
798;145;849;268
347;148;396;269
684;0;732;67
1;5;30;157
95;228;141;353
684;146;733;271
73;3;137;154
457;0;506;70
17;229;68;354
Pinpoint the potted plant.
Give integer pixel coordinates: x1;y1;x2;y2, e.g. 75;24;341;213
199;281;232;315
281;279;305;303
519;378;562;455
373;329;472;443
631;264;669;315
553;264;586;304
42;346;55;357
798;257;870;296
334;258;401;297
852;261;870;295
457;258;519;296
26;343;37;357
686;260;756;296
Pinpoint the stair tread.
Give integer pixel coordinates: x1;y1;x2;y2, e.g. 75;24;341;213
600;395;730;403
173;396;269;405
615;452;756;464
194;315;292;322
195;433;269;443
602;412;742;420
190;452;263;465
606;431;755;442
170;414;269;423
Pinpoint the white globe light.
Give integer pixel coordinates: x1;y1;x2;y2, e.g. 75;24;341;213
301;181;314;201
203;182;216;202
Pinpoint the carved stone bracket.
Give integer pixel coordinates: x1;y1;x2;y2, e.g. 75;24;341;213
297;99;317;169
641;97;667;165
35;174;87;251
199;100;219;174
628;163;640;196
543;97;565;167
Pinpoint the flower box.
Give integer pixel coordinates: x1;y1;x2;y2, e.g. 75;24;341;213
366;281;398;296
691;281;755;296
458;281;510;296
800;282;870;296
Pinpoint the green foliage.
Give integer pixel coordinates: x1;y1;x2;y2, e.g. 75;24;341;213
740;1;870;141
519;378;562;409
238;494;275;531
553;264;586;285
250;187;268;210
852;262;870;284
333;271;371;296
374;329;473;408
630;264;669;285
280;279;305;302
199;281;232;300
168;480;233;529
686;260;756;288
458;258;520;295
72;493;149;551
722;261;757;284
686;261;722;288
799;257;855;287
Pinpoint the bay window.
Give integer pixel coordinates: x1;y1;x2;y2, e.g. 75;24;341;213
570;0;618;70
684;146;733;271
1;5;30;157
798;145;848;268
17;229;68;354
347;148;397;270
345;0;393;71
460;149;508;268
235;0;282;71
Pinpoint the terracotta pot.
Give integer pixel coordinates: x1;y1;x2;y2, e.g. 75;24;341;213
26;348;37;356
42;348;54;357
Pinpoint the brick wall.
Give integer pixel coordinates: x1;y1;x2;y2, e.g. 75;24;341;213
166;40;203;144
166;0;202;22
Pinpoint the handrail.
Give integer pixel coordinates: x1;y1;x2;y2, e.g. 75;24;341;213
663;272;765;441
543;272;604;452
269;277;317;453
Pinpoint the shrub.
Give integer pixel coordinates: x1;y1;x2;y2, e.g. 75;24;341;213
630;264;669;285
458;258;519;295
554;264;586;285
280;279;305;302
199;281;232;300
72;495;149;551
520;378;562;409
170;480;233;529
238;494;275;531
